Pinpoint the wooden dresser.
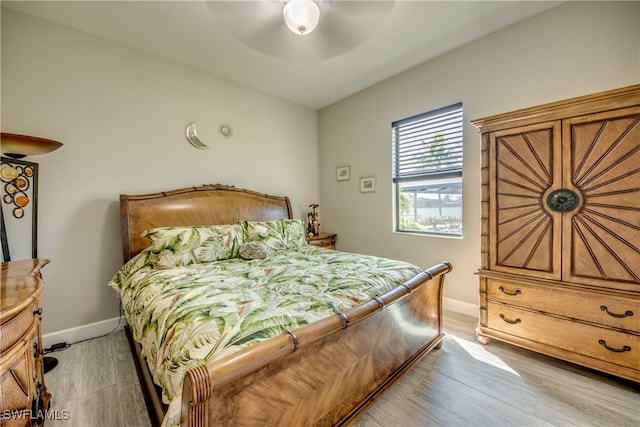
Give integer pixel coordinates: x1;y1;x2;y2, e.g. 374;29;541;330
1;259;52;426
473;85;640;382
306;232;337;250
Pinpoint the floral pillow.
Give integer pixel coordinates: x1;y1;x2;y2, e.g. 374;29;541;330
242;219;306;251
141;224;244;267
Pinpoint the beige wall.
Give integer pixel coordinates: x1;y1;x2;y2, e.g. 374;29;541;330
1;9;319;334
2;2;638;337
319;1;639;312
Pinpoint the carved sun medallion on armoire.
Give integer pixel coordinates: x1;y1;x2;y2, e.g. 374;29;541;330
473;85;640;382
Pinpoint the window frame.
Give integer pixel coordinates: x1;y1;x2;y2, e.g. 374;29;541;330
392;102;463;237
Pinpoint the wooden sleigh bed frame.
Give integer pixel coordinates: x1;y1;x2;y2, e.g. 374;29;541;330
118;184;452;427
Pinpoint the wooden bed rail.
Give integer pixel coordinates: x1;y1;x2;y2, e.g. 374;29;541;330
181;261;452;427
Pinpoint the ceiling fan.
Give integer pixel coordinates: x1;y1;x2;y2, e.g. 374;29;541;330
206;1;395;60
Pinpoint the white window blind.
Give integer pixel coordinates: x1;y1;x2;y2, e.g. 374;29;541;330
393;103;463;182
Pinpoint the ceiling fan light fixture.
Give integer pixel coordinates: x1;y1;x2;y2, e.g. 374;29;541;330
283;0;320;35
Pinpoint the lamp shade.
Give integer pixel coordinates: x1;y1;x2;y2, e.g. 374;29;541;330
1;133;63;159
283;0;320;35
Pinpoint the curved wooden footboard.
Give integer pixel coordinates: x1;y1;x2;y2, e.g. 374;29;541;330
181;261;452;427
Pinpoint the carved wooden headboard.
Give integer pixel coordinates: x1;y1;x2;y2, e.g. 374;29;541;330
119;184;293;262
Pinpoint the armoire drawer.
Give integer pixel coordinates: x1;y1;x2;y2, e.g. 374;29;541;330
487;279;640;332
0;299;39;354
487;302;640;370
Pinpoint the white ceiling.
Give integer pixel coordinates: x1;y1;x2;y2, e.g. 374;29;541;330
3;1;563;109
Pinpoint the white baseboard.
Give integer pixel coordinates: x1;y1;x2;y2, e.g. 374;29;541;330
42;316;125;349
443;297;478;319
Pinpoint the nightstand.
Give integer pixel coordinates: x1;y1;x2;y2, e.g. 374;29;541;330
306;233;337;250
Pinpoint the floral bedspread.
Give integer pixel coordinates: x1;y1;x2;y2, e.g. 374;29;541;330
109;245;421;427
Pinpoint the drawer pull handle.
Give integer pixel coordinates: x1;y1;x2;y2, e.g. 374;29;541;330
499;286;521;296
598;339;631;353
600;306;633;318
32;383;45;425
34;308;43;316
499;314;521;324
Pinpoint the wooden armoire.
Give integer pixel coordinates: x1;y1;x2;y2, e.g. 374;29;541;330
473;85;640;382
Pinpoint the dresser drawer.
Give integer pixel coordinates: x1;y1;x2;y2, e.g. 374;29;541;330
0;339;33;413
0;300;39;354
487;279;640;332
487;302;640;370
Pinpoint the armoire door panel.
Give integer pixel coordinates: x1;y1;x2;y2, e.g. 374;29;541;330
563;107;640;289
490;122;562;279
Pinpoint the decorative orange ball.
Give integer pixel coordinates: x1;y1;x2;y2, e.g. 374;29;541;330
15;195;29;207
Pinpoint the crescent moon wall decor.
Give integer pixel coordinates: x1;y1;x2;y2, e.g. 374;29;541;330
185;121;209;149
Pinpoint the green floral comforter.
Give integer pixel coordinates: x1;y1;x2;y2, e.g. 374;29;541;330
109;245;421;427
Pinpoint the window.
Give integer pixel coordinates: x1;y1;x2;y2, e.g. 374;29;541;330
392;103;463;236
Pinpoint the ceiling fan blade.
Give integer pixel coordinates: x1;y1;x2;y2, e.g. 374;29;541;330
207;1;283;38
206;0;395;60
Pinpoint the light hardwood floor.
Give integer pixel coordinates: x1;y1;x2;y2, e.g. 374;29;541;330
43;311;639;427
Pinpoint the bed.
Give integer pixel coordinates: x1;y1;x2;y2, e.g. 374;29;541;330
111;184;452;427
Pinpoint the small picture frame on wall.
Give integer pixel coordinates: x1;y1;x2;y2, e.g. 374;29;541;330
336;166;350;181
360;176;376;193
